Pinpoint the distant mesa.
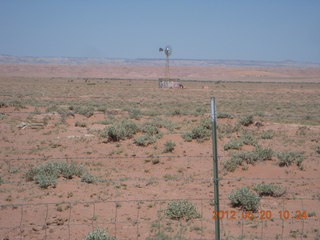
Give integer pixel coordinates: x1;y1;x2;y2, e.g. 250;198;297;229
1;54;320;68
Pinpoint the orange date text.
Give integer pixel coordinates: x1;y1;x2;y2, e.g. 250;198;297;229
212;210;309;220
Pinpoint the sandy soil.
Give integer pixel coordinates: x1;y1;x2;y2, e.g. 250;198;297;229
0;65;319;239
1;63;320;82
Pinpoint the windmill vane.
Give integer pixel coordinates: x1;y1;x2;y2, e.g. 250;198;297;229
159;45;172;81
158;45;183;89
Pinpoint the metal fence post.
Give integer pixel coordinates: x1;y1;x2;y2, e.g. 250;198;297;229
211;97;220;240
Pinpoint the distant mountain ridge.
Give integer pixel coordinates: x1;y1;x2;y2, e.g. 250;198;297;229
1;54;320;68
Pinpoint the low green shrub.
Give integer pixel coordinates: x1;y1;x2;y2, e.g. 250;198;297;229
316;145;320;154
133;121;162;146
0;99;25;110
217;123;239;137
191;125;211;141
84;227;116;240
253;146;273;161
157;118;176;131
217;112;234;119
224;139;243;150
238;115;254;126
61;163;84;179
199;118;212;130
163;140;176;153
260;130;274;139
192;107;206;116
277;151;305;167
239;132;257;146
229;187;260;211
165;200;200;220
254;183;286;197
151;157;160;164
34;174;57;188
0;100;7;108
26;161;88;188
45;105;61;113
182;126;211;142
141;123;161;135
146;117;177;131
95;119;113;125
181;131;193;142
222;157;244;172
81;173;96;183
123;107;141;120
46;105;73;118
134;134;157;146
238;146;273;163
71;105;95;118
96;105;108;112
181;118;212;142
100;120;138;142
223;146;273;171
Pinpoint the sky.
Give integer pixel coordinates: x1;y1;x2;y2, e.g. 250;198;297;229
0;0;320;63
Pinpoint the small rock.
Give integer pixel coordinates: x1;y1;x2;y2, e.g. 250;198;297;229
17;122;28;129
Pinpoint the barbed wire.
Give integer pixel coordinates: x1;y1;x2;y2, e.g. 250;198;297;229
0;197;212;207
1;153;318;164
0;196;319;210
0;216;317;230
1;110;319;119
1;175;320;184
0;197;319;240
0;154;226;162
2;176;320;186
1;93;319;238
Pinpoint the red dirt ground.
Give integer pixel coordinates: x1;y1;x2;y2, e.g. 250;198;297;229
1;63;320;82
0;64;319;239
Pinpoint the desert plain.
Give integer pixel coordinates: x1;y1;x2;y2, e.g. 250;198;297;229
0;63;319;239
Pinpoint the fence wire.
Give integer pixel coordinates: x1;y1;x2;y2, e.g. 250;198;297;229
0;197;319;240
1;110;320;119
1;97;319;239
1;153;319;239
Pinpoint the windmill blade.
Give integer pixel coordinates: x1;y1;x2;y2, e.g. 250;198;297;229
165;46;172;57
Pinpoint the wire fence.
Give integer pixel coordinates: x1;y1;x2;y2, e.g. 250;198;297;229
0;99;319;239
0;193;319;239
0;136;319;239
1;109;320;120
0;152;319;239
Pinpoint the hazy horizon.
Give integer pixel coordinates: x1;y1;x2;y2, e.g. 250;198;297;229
2;53;320;65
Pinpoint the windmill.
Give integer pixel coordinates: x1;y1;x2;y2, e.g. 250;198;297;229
159;46;172;81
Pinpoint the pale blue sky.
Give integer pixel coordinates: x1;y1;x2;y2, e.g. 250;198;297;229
1;0;319;63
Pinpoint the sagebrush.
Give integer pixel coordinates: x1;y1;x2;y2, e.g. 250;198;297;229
165;200;200;220
84;227;116;240
26;161;92;188
229;187;260;212
254;183;286;197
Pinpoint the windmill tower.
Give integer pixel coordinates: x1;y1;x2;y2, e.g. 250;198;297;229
159;46;172;81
